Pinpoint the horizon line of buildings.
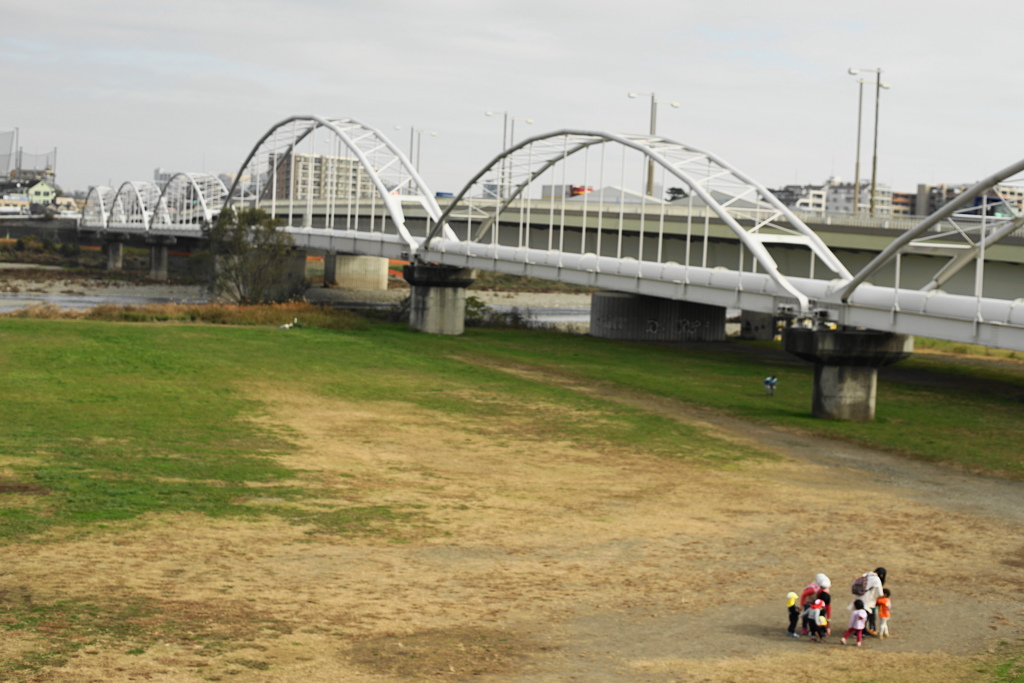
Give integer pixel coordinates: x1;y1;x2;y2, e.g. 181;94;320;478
768;177;1024;218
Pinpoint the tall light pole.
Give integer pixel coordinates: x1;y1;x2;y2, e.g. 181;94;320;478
414;129;437;173
486;111;531;198
508;116;532;148
628;92;679;197
848;68;890;215
394;126;437;171
848;74;866;214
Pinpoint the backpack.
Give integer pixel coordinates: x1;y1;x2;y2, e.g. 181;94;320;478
851;575;870;596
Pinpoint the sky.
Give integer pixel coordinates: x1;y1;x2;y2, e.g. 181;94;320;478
3;0;1024;197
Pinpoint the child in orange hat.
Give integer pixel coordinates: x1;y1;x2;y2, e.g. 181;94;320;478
804;599;828;642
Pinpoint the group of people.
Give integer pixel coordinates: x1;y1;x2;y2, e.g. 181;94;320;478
785;568;892;646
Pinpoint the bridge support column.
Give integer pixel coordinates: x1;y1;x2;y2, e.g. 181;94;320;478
740;311;779;341
104;238;125;271
783;327;913;421
403;263;475;335
322;253;338;287
330;254;388;290
147;237;176;281
589;292;726;342
280;249;309;297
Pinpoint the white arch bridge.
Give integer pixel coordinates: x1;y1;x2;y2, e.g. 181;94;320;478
81;115;1024;353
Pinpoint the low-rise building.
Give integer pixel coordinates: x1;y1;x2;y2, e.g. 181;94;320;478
772;178;892;216
27;180;57;205
916;183;1024;217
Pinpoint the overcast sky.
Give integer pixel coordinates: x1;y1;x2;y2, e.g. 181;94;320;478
4;1;1023;196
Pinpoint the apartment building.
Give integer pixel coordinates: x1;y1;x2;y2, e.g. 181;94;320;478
271;153;376;201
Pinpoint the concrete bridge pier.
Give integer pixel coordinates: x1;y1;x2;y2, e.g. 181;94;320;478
147;236;176;281
403;263;476;335
783;327;913;421
104;236;126;271
324;254;388;290
322;253;337;287
589;292;726;342
739;311;779;340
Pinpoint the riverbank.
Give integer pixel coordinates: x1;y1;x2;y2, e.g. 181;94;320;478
0;265;208;313
0;265;594;328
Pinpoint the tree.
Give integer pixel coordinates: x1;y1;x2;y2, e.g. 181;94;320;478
201;207;303;304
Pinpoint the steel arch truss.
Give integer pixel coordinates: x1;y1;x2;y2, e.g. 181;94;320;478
224;115;448;249
843;157;1024;301
151;172;229;234
108;181;162;231
424;130;851;314
82;186;116;230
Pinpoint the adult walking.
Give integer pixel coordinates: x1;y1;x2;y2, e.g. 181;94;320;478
799;573;831;635
850;567;886;636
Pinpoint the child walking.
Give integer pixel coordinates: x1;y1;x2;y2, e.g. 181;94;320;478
841;599;869;646
804;599;828;642
876;588;892;638
786;591;801;638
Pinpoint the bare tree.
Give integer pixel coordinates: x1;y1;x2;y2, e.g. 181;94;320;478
201;207;304;304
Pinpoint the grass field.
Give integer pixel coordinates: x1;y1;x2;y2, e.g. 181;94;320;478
0;316;1022;681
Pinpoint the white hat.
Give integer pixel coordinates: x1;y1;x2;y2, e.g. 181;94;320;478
816;573;831;589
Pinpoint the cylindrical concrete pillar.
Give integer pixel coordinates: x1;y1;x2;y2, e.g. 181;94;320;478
783;327;913;421
105;240;124;271
323;252;338;287
813;364;878;421
403;264;476;335
149;244;169;281
589;291;726;342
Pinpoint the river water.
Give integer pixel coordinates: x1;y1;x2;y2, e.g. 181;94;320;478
0;291;210;314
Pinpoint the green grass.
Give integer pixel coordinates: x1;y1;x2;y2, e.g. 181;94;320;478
0;318;1022;551
0;319;767;546
423;327;1024;477
989;640;1024;682
0;321;419;544
1;319;1022;545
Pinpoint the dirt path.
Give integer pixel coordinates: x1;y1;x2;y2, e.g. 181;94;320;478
3;344;1023;681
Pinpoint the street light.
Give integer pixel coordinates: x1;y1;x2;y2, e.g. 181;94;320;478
628;92;679;196
394;126;438;171
414;129;437;173
508;116;533;148
848;68;891;215
486;111;532;198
